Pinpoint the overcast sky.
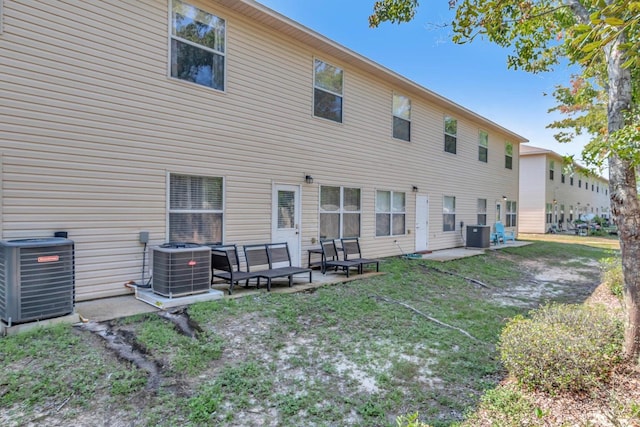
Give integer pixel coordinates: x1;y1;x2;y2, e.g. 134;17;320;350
256;0;589;161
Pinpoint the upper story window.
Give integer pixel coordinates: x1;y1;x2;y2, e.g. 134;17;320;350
444;116;457;154
170;0;226;90
169;173;223;244
561;173;565;183
505;142;513;169
570;176;574;185
549;160;555;180
319;186;361;239
578;179;582;188
478;130;488;162
376;191;406;236
392;94;411;141
314;59;343;123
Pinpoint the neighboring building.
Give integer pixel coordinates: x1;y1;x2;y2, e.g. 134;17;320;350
518;145;610;234
0;0;526;301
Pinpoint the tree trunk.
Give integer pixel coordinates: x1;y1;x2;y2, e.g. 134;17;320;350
605;34;639;361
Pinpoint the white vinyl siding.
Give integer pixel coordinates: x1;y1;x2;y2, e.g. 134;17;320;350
0;0;524;299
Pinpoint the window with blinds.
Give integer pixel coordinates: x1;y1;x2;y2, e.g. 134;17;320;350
376;190;406;236
277;190;295;229
319;186;361;239
169;174;223;244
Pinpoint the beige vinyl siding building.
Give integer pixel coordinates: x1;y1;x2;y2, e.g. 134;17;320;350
518;145;610;234
0;0;526;301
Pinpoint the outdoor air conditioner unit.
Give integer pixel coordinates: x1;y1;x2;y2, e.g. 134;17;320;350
0;237;75;326
151;243;211;297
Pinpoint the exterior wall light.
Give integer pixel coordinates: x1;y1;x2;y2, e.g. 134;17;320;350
305;175;314;184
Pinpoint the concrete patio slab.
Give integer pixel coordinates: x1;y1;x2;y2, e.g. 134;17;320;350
75;269;383;323
419;240;531;262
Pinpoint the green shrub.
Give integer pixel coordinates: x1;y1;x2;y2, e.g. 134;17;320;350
396;412;432;427
601;256;624;298
499;303;623;393
462;385;541;426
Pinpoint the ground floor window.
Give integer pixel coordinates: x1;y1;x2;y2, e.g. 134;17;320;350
545;203;553;224
443;196;456;232
169;174;223;244
376;190;406;236
319;186;361;239
477;198;487;225
506;200;517;227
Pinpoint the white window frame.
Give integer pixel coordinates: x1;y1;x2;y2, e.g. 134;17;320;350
443;196;456;232
444;116;457;154
506;200;517;227
319;186;361;239
169;0;226;91
376;190;406;237
167;173;224;244
505;142;513;169
478;130;488;162
392;93;411;141
477;198;487;225
313;58;344;123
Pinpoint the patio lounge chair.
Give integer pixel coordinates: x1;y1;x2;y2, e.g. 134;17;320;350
340;237;380;273
244;243;312;291
494;222;515;243
210;244;262;295
320;239;360;277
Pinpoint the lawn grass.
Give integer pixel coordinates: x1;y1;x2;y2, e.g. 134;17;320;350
0;240;615;426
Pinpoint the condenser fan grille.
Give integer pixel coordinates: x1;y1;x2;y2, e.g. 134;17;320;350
152;244;211;297
0;238;75;325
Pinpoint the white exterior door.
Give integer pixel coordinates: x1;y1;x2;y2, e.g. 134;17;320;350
272;184;301;266
415;194;429;252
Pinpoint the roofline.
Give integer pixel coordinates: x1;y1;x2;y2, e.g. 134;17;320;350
521;145;609;183
216;0;529;143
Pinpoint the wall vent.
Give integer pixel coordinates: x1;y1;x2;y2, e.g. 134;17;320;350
151;243;211;297
0;238;75;326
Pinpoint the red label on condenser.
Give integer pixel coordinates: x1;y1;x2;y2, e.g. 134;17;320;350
38;255;60;263
188;260;197;266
